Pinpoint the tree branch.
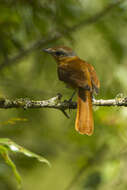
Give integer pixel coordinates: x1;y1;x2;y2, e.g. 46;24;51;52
0;94;127;113
0;0;123;70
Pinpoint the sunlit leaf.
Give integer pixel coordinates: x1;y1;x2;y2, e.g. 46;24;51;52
0;145;21;187
0;138;50;167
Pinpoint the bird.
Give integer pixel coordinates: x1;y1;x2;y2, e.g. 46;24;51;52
43;46;100;135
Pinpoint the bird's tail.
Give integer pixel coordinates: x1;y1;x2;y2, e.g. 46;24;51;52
75;88;94;135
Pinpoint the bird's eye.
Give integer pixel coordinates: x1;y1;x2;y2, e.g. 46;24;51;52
55;51;64;56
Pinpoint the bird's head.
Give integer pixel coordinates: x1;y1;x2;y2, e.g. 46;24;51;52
43;46;77;62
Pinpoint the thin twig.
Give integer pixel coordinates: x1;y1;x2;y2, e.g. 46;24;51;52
64;164;89;190
0;0;123;70
64;144;108;190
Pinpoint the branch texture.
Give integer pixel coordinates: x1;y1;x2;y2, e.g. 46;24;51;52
0;0;123;70
0;95;127;111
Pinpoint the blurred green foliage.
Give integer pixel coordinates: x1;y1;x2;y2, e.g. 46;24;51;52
0;138;50;186
0;0;127;189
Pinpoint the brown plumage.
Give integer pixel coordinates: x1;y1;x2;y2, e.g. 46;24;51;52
43;46;100;135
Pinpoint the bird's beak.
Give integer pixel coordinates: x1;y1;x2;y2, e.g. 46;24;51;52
43;48;53;54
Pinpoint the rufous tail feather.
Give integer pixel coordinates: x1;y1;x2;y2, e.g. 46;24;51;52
75;88;94;135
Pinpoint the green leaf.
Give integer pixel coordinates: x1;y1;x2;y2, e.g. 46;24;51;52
0;145;21;187
0;138;51;187
0;138;51;167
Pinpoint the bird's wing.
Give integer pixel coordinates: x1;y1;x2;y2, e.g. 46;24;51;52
58;63;92;91
85;62;100;94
